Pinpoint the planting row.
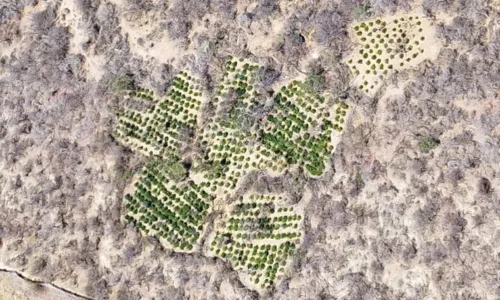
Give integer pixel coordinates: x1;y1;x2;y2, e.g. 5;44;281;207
209;194;302;289
124;160;214;251
131;88;155;101
114;72;203;159
260;81;340;176
347;15;430;94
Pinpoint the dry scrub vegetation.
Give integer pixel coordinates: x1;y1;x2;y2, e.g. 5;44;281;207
0;0;499;299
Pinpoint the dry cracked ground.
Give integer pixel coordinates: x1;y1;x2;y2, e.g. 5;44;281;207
1;0;500;299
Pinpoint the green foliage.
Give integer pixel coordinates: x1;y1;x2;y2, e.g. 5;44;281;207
119;169;134;181
156;158;187;181
109;74;135;93
354;3;371;20
348;15;430;94
115;57;350;288
123;158;214;250
419;137;439;153
114;71;202;159
260;81;343;176
303;74;325;94
209;194;302;289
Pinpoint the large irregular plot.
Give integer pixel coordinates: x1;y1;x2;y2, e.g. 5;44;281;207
124;159;214;252
113;72;204;159
208;193;302;290
260;81;349;176
200;58;285;196
346;13;441;96
113;56;353;291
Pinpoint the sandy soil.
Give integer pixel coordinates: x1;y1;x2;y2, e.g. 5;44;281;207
0;271;83;300
57;0;106;81
346;10;443;96
107;0;192;68
3;0;497;298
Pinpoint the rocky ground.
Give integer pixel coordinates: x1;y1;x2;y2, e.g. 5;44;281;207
0;0;499;299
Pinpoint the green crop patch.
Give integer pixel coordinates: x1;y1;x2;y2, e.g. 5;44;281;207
261;81;349;176
114;56;351;291
200;57;284;195
124;159;213;251
209;194;302;289
113;72;203;159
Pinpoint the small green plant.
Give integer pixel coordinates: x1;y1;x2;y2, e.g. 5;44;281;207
120;169;134;180
354;3;371;19
303;73;325;94
419;137;440;153
355;168;365;191
109;74;135;93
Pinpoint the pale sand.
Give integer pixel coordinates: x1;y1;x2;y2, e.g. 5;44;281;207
107;0;192;67
57;0;106;82
345;10;443;96
0;270;83;300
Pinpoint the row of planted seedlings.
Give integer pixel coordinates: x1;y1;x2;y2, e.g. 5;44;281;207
114;106;166;157
130;87;155;101
161;71;203;126
124;160;214;251
199;57;283;195
347;15;429;94
114;72;203;159
332;100;350;133
260;81;337;176
209;193;302;290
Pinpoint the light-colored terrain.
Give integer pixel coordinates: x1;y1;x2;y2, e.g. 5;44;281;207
1;0;500;299
0;271;84;300
345;10;443;96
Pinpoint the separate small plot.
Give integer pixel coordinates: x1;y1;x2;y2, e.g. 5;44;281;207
346;14;439;96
